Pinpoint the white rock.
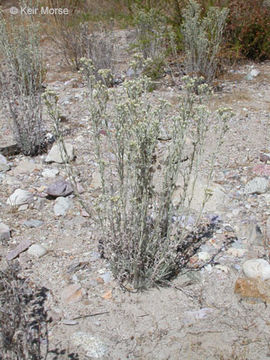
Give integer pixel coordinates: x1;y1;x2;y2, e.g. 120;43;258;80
198;251;211;262
53;196;72;216
27;244;48;258
7;189;34;206
45;143;75;164
42;168;59;178
245;177;269;194
242;258;270;280
250;69;260;77
71;332;108;359
90;170;102;190
0;223;10;242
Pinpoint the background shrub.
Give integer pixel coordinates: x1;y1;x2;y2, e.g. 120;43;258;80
0;11;46;156
181;0;228;82
224;0;270;61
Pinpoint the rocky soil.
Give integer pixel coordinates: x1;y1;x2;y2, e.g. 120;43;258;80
1;28;270;359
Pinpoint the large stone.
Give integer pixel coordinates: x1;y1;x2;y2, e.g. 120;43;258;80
42;168;59;178
23;219;44;228
27;244;48;258
53;196;72;216
7;189;34;206
46;180;73;197
245;177;269;195
45;143;75;164
71;332;108;358
172;176;228;213
242;258;270;280
0;223;10;242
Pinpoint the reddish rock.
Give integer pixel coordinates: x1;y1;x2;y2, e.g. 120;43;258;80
234;277;270;303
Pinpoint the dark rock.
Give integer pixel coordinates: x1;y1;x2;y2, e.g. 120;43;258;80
46;180;73;198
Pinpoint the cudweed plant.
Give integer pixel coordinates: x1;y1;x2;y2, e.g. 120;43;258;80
78;58;231;290
0;9;46;156
181;0;229;82
132;7;169;79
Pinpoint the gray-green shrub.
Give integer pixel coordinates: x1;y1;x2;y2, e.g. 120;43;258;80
78;58;231;290
0;11;46;156
181;0;229;82
132;7;168;79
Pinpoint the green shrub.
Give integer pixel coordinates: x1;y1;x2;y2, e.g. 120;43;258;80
224;0;270;61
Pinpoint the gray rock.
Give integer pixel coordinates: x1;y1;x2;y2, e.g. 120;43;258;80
0;223;10;242
0;154;7;164
235;221;263;246
27;244;48;258
54;197;72;216
100;271;112;284
7;189;34;206
46;180;73;198
245;177;269;194
45;143;75;163
242;258;270;280
0;153;10;172
172;176;228;213
6;239;32;260
42;168;59;178
23;219;44;228
90;170;102;190
71;332;108;358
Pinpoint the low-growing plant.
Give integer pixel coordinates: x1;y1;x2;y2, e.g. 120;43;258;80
76;58;231;290
0;262;48;359
181;0;228;82
0;10;47;156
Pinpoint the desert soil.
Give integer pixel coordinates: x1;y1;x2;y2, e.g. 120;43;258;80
1;27;270;360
